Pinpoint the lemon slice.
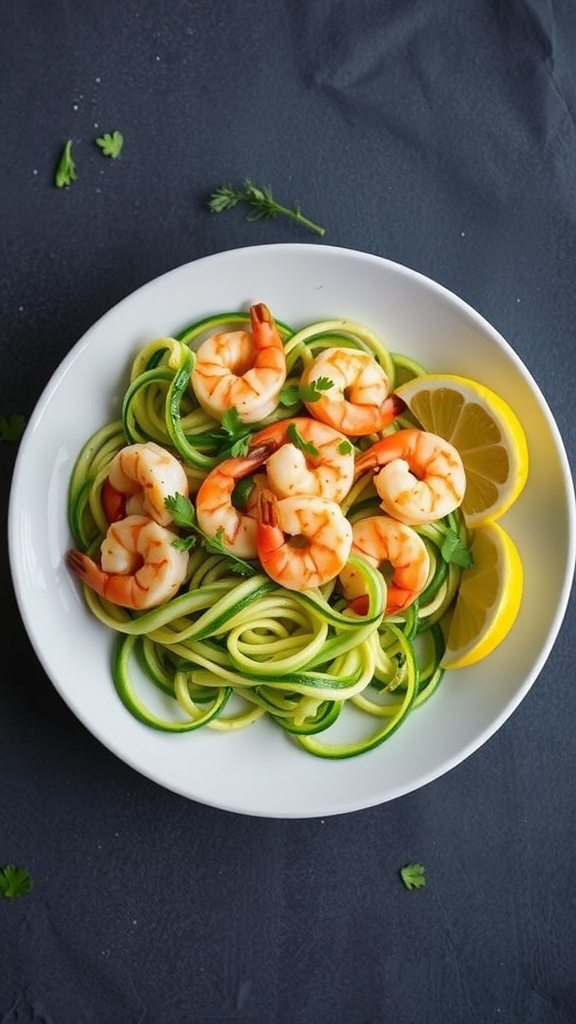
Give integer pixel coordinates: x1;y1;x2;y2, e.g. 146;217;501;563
441;521;523;669
394;373;529;527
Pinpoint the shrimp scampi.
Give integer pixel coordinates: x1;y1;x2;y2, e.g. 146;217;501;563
195;453;270;559
300;347;405;436
190;302;287;424
339;515;430;616
105;441;189;527
256;489;353;590
67;514;189;610
354;428;466;525
249;416;355;504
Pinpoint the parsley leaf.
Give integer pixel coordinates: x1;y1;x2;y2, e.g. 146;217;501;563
55;139;77;188
0;414;26;442
95;130;124;159
165;492;258;577
400;863;426;891
441;530;473;568
0;864;33;898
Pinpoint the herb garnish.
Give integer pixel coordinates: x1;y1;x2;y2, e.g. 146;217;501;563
0;865;33;898
200;408;254;458
441;530;473;568
207;179;325;236
399;863;426;891
165;492;258;577
286;422;320;457
95;131;124;159
55;140;77;188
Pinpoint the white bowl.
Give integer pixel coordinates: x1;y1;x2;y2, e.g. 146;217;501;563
8;243;576;817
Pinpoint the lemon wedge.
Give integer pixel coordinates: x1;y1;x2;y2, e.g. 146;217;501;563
394;373;529;528
441;521;523;669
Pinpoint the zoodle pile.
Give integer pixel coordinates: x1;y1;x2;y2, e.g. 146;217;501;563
66;302;508;758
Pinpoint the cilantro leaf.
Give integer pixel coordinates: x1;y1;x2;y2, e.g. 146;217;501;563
55;139;77;188
95;130;124;159
299;376;334;403
286;421;319;457
164;492;258;577
279;384;302;408
0;864;33;898
0;414;26;442
400;863;426;891
441;530;473;568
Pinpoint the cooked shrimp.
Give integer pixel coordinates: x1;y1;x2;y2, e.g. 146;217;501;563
190;302;287;424
339;515;430;616
67;515;189;610
354;428;466;525
300;347;405;436
256;489;353;591
249;416;355;503
105;441;189;527
195;446;270;558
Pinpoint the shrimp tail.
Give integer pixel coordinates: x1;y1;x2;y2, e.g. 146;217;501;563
250;302;272;331
382;392;406;425
257;489;283;554
66;549;106;593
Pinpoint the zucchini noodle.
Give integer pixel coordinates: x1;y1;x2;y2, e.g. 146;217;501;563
67;310;470;760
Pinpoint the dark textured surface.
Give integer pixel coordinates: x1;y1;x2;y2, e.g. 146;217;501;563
1;2;575;1022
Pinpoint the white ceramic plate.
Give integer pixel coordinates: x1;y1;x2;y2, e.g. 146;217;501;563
8;244;576;818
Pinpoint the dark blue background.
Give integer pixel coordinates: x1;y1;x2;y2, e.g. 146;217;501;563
1;2;575;1022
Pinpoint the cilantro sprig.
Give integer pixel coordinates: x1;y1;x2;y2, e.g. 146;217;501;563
207;179;325;237
399;863;426;891
201;408;254;459
298;377;334;403
0;864;33;898
165;492;258;577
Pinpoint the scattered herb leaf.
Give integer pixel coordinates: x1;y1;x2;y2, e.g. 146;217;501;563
299;377;334;403
207;179;325;237
286;422;320;457
165;492;258;576
55;140;77;188
400;863;426;891
337;439;353;456
0;865;33;898
0;414;26;442
441;530;473;568
95;130;124;159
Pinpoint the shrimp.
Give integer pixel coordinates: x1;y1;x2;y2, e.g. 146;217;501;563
190;302;287;424
256;489;353;591
105;441;189;527
354;428;466;525
339;515;430;616
300;347;405;436
195;456;269;559
250;416;355;503
66;515;189;610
